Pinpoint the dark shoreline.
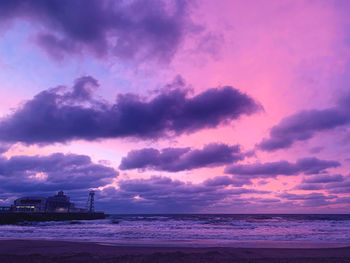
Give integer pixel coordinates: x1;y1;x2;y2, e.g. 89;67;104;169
0;240;349;263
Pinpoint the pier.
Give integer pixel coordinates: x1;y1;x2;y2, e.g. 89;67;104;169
0;212;106;225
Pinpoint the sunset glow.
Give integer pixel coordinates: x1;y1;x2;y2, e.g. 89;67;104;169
0;0;349;214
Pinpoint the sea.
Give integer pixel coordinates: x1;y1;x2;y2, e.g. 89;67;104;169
0;214;349;248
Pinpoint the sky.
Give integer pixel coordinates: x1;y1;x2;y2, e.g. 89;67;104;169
0;0;349;213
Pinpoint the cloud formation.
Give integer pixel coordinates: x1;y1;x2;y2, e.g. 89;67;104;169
0;76;260;145
303;174;344;184
97;176;267;213
259;98;350;151
0;153;117;193
326;178;350;194
0;0;193;62
203;175;252;187
278;192;336;207
119;143;244;172
295;174;350;193
225;157;340;178
96;176;350;213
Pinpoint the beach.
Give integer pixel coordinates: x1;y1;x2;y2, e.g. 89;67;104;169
0;240;349;263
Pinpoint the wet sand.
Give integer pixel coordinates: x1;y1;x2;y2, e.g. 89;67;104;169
0;239;349;262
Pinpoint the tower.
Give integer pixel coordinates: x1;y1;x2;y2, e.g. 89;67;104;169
87;191;95;212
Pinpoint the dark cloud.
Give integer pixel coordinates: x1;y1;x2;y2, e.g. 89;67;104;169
309;146;324;154
96;176;268;213
96;175;350;213
0;0;193;62
278;192;337;207
0;76;260;145
295;184;325;191
295;174;349;192
323;176;350;194
281;192;350;208
0;143;10;154
303;174;344;184
259;105;350;151
0;152;118;193
247;197;281;203
203;175;252;187
119;143;244;172
225;157;340;177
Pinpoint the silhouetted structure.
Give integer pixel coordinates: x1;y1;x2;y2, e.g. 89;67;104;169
46;191;73;212
13;191;86;213
0;191;106;224
87;191;95;212
13;197;46;212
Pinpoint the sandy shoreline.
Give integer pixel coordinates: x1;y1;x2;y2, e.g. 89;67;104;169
0;240;349;263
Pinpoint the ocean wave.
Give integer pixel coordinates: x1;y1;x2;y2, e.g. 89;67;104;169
0;214;349;245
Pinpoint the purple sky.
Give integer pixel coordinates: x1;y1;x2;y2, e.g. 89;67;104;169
0;0;349;213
